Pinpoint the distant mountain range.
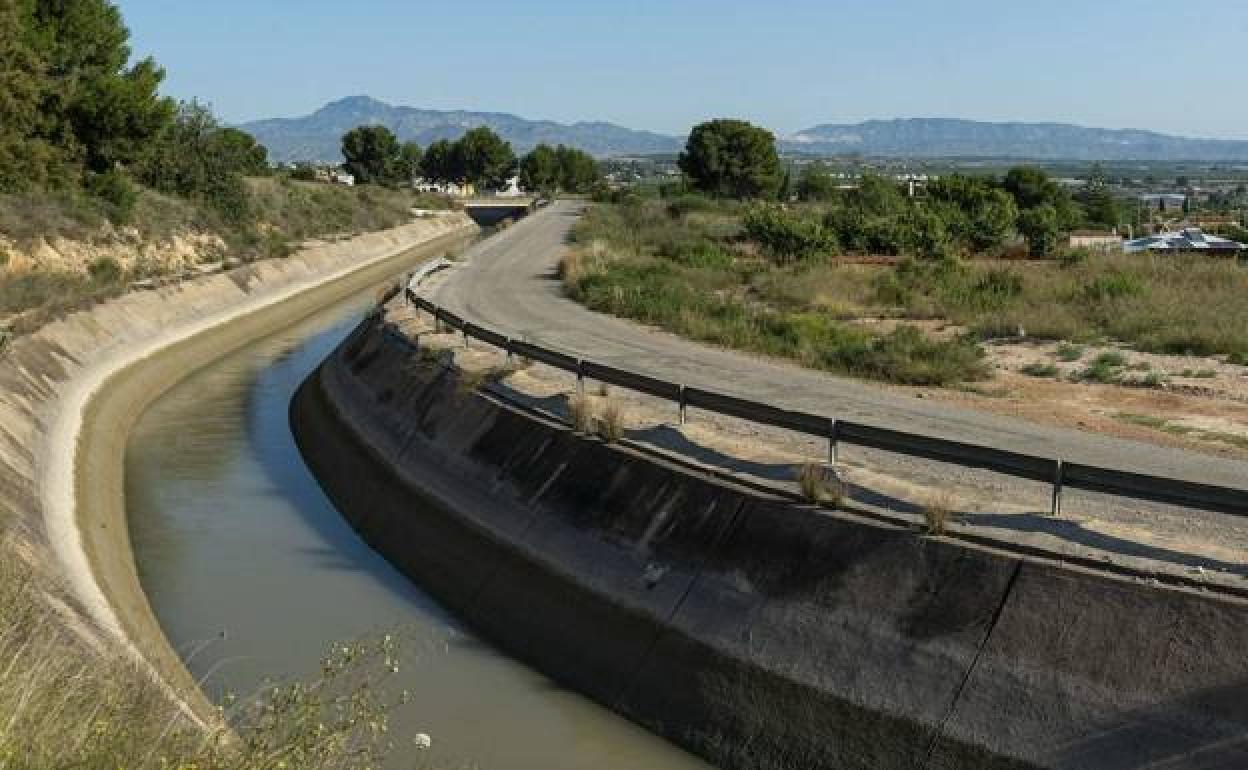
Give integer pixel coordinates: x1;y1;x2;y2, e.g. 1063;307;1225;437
786;119;1248;162
240;97;1248;163
240;96;680;163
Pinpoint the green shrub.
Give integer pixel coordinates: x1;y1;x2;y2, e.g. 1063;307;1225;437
1055;343;1084;361
743;205;835;263
1021;362;1059;377
87;256;123;285
85;170;139;225
1082;271;1144;301
1093;351;1127;368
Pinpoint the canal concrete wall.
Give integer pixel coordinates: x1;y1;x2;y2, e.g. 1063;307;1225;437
0;212;477;721
292;309;1248;770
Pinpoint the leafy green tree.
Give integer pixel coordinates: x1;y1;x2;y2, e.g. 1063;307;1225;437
1080;163;1120;228
1004;165;1082;230
341;125;402;185
211;128;269;176
420;139;457;184
136;102;253;224
796;162;838;202
519;143;559;194
776;168;792;201
28;0;174;173
678;119;781;199
554;145;599;193
1;0;173;190
396;141;423;184
1017;203;1060;257
928;174;1018;251
454;127;516;191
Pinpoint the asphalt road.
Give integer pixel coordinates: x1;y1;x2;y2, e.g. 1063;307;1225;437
430;200;1248;492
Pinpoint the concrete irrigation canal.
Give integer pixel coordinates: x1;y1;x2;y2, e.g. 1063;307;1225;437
122;238;709;769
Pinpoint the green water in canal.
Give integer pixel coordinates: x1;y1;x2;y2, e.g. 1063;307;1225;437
126;291;711;770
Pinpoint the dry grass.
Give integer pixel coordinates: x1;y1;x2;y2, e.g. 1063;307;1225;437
922;494;957;535
0;543;419;770
796;463;845;505
567;394;593;433
597;400;626;443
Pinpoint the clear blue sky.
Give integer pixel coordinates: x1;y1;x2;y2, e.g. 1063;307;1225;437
118;0;1248;139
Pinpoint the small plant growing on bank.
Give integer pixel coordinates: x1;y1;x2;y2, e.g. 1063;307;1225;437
1020;362;1059;378
597;400;625;443
568;394;593;433
1055;343;1084;362
922;494;956;535
796;463;845;506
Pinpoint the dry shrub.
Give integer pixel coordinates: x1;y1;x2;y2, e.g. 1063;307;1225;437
922;494;957;535
568;394;593;433
597;400;625;443
796;463;845;505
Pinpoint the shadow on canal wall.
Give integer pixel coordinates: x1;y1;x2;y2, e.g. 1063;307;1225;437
292;310;1248;770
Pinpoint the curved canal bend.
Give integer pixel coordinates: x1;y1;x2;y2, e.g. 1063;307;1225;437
125;289;711;770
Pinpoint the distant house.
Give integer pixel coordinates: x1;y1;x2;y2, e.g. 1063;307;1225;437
1068;230;1123;251
1137;193;1187;213
329;170;355;186
413;178;475;197
1125;227;1245;254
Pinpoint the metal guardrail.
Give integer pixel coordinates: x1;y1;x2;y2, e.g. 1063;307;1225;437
404;288;1248;519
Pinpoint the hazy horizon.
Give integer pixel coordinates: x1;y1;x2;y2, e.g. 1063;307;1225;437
117;0;1248;141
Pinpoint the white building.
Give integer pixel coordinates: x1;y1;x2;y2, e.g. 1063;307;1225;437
1124;227;1245;254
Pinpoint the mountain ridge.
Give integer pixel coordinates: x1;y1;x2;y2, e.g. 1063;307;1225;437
240;96;1248;163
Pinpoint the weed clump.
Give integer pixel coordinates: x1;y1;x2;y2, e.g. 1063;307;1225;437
922;495;956;535
796;463;845;505
597;400;625;443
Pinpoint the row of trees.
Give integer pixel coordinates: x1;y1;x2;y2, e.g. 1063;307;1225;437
340;125;602;195
517;144;599;195
675;118;1125;258
340;125;518;191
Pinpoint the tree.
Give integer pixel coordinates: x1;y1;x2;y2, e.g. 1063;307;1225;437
796;162;837;202
1080;163;1120;228
136;102;254;224
519;143;559;194
678;119;781;199
28;0;174;173
1004;166;1082;230
341;125;403;185
1;0;173;190
396;141;423;184
1018;203;1060;257
210;128;269;176
555;145;599;193
454;127;516;191
421;139;457;184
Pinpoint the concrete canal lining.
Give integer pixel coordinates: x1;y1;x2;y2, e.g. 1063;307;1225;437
0;213;477;721
291;307;1248;770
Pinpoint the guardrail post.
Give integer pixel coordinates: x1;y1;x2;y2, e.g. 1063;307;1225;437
829;420;840;466
1051;460;1065;516
504;338;514;364
576;361;585;397
678;386;688;425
